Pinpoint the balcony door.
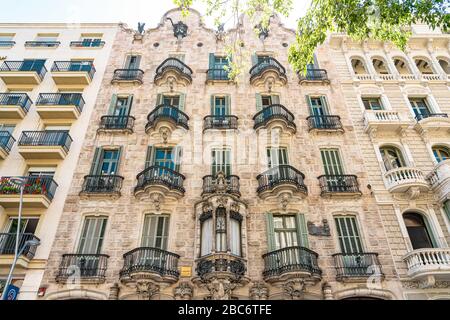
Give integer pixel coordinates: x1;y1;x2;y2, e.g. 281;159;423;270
335;216;365;276
212;96;230;117
77;217;107;277
0;217;39;255
20;59;45;72
267;147;289;183
139;215;170;268
91;149;120;176
124;55;141;69
308;96;329;117
256;94;280;112
380;146;405;171
321;149;345;191
157;93;185;112
0;124;15;147
211;148;231;176
409;98;431;119
403;212;436;250
209;54;229;79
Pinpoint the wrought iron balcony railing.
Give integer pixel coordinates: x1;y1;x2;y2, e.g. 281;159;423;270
307;115;343;131
415;112;449;122
203;115;238;131
207;68;229;81
257;165;307;194
18;131;73;152
56;254;109;281
135;165;185;194
0;60;47;80
253;104;296;130
112;69;144;83
155;58;193;81
70;40;105;48
0;131;15;154
0;176;58;200
318;175;361;195
299;68;329;82
263;246;322;279
51;61;96;79
333;253;383;279
81;175;124;194
0;233;40;259
146;105;189;131
249;57;286;81
99;115;135;131
36;93;85;112
24;41;60;48
202;175;240;196
0;93;32;111
196;255;246;281
120;247;180;279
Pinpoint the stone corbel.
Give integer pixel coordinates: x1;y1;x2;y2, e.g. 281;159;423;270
159;127;171;144
205;278;237;300
136;281;160;300
407;187;421;201
174;282;194;300
249;282;269;300
284;279;306;300
322;282;334;300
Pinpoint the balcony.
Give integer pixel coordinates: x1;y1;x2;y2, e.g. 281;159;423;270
318;175;362;198
195;253;247;283
249;57;287;87
384;167;430;195
0;41;15;48
79;175;124;198
154;58;193;86
98;116;135;134
36;93;85;123
24;41;60;48
0;176;58;209
0;93;32;119
18;131;73;161
364;110;410;137
206;68;231;84
145;105;189;134
120;247;180;284
257;165;308;200
0;233;40;269
263;246;322;284
0;60;47;90
307;115;344;133
56;254;109;284
333;253;383;282
253;104;296;134
50;61;96;89
414;112;450;135
134;165;185;200
298;69;330;85
111;69;144;85
70;40;105;48
427;160;450;203
403;248;450;284
0;131;15;159
203;115;238;132
202;174;240;197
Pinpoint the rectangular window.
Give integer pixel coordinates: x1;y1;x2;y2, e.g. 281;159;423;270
267;147;289;168
77;217;108;254
334;216;363;253
320;149;344;175
28;166;55;178
154;148;175;170
212;148;231;176
141;215;169;249
124;55;141;69
257;55;270;64
0;218;39;256
273;215;298;250
163;95;180;107
90;148;121;175
0;124;15;134
214;56;229;68
409;98;431;118
362;97;383;111
308;96;328;116
113;96;133;116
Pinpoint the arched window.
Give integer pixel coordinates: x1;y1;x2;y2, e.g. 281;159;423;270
403;212;435;249
432;145;450;163
393;57;412;75
351;58;368;74
372;58;390;74
414;58;435;74
380;146;406;171
438;58;450;74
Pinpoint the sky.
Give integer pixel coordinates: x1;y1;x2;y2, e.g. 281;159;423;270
0;0;312;30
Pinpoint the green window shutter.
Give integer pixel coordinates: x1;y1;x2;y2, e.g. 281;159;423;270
210;95;215;114
319;96;329;115
77;217;108;254
156;94;163;106
179;93;186;111
306;95;314;115
256;93;263;112
124;56;131;68
271;95;280;105
108;94;118;115
145;145;154;168
209;53;215;69
265;213;275;252
125;95;134;115
173;146;183;171
296;213;309;248
225;95;231;115
321;149;344;176
90;147;102;175
115;147;123;174
134;56;141;69
251;53;258;66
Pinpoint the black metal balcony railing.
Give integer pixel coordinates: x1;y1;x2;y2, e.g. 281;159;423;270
415;112;449;122
257;165;307;194
18;131;73;153
202;175;240;196
0;131;16;154
70;40;105;48
25;41;60;48
155;58;193;81
299;68;329;81
0;233;40;259
318;175;361;195
36;93;85;113
56;254;109;281
81;175;124;194
51;61;96;80
253;104;296;130
263;246;322;278
196;256;246;280
203;115;238;131
307;115;343;131
250;57;286;81
0;93;32;112
146;105;189;131
333;253;383;278
0;41;15;47
0;176;58;200
135;165;185;194
207;68;229;81
0;60;47;80
99;115;135;131
112;69;144;83
120;247;180;279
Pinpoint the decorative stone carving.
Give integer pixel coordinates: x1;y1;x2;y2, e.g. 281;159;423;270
402;279;450;290
279;192;292;211
249;282;269;300
322;282;334;300
308;219;331;237
284;279;306;300
407;187;422;200
136;281;160;300
206;278;237;300
151;193;163;211
202;201;213;214
108;283;120;300
217;195;229;208
215;171;227;194
174;282;194;300
230;201;240;214
159;127;170;144
215;24;226;42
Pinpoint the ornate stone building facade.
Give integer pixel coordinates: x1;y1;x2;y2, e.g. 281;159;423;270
36;9;450;300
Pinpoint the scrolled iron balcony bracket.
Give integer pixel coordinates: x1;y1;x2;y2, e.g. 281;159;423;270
167;18;188;40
